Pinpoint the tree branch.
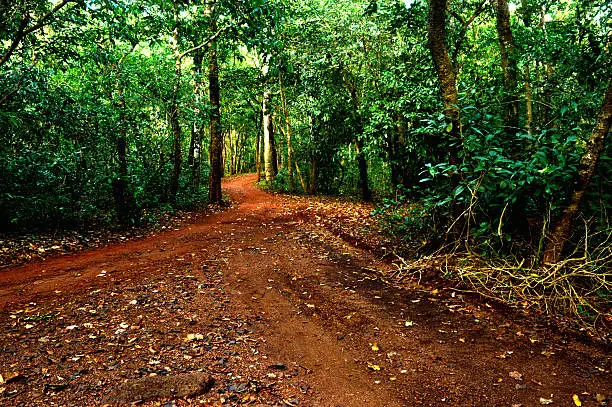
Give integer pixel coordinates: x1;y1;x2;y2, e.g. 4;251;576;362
0;0;74;67
450;0;489;66
178;25;230;61
23;0;73;37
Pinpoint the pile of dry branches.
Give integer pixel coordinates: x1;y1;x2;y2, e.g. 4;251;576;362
388;230;611;339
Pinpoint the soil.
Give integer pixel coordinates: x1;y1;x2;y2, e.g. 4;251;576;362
0;174;609;407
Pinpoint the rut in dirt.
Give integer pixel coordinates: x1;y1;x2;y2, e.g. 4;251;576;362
0;174;609;407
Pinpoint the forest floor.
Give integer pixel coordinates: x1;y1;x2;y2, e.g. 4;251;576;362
0;174;609;407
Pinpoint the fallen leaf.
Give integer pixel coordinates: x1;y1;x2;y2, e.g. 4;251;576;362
509;371;523;381
371;343;379;351
367;363;381;371
572;395;582;406
2;372;23;383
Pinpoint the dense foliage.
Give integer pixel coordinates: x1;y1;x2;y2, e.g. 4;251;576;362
1;0;610;264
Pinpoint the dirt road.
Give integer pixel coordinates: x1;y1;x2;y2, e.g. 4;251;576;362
0;174;609;406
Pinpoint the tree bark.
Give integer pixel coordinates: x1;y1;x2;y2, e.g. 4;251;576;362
521;0;534;137
495;0;519;139
295;161;307;193
428;0;463;235
539;5;553;129
263;91;277;183
169;3;182;203
112;84;132;226
343;74;371;201
208;5;223;203
188;50;204;189
279;75;294;192
524;61;534;136
309;117;317;195
256;124;261;182
428;0;460;134
310;154;317;195
543;81;612;263
109;43;139;226
354;136;371;201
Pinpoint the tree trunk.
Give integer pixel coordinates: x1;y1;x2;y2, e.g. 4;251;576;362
263;91;277;183
343;75;370;201
169;103;182;202
279;75;294;192
521;0;534;137
390;115;411;189
428;0;460;134
113;86;131;225
188;49;204;189
256;125;261;182
308;117;317;195
539;5;553;129
295;161;307;193
428;0;464;235
543;81;612;263
354;136;371;201
169;3;182;203
310;154;317;195
208;7;223;203
524;61;534;136
495;0;519;140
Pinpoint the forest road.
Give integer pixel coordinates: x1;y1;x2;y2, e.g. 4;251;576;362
0;174;609;407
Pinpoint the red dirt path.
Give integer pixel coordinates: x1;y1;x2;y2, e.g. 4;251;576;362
0;174;609;406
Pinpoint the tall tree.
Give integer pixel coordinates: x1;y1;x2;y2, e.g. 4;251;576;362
208;1;223;203
495;0;519;140
263;90;277;182
169;0;183;202
428;0;460;135
279;74;294;192
188;50;205;189
428;0;463;233
543;81;612;263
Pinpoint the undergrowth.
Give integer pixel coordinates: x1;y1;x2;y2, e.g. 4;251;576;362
386;224;612;340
